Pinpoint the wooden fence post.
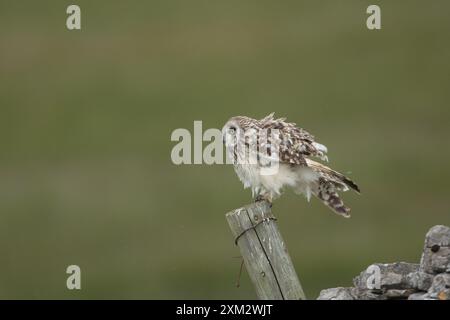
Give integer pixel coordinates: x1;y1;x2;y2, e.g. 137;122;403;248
226;201;306;300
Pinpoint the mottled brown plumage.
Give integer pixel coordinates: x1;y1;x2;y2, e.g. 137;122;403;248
222;113;360;217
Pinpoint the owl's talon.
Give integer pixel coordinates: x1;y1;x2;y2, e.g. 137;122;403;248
254;195;265;202
254;195;273;208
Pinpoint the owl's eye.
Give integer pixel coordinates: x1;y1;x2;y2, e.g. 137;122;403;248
228;126;236;134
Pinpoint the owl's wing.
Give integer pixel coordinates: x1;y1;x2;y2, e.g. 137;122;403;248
259;113;328;166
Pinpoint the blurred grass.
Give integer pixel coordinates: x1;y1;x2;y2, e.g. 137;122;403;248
0;0;449;299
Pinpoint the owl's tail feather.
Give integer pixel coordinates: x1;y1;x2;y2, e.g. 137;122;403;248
305;158;360;193
304;158;360;217
315;178;351;218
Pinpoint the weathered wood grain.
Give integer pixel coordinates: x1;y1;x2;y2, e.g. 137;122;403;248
226;201;306;300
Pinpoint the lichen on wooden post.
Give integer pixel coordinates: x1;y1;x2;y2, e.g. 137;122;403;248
226;201;306;300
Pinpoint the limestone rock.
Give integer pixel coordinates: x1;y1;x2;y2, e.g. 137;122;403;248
354;288;387;300
408;292;433;300
405;271;434;291
385;289;416;299
353;262;419;291
427;273;450;300
317;287;356;300
317;225;450;300
420;225;450;274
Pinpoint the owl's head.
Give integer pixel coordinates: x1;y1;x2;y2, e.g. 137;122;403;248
222;116;254;148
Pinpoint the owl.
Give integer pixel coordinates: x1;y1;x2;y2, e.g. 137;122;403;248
222;113;360;217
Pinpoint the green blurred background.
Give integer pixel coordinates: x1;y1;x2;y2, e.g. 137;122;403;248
0;1;449;299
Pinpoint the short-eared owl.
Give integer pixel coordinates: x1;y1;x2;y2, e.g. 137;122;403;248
222;113;360;217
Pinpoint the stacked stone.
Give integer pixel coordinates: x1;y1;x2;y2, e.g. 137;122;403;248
317;225;450;300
